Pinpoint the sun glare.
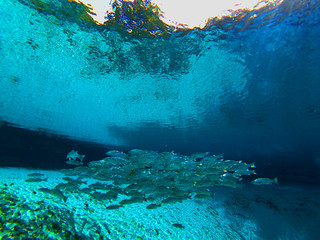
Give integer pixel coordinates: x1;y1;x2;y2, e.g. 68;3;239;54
71;0;282;28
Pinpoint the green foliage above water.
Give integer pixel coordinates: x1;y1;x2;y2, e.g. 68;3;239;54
16;0;95;26
104;0;173;37
15;0;174;38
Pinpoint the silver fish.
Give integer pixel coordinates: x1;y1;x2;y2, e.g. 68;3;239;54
251;177;278;185
66;150;85;165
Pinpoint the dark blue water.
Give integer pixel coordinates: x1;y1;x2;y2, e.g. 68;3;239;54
0;0;320;186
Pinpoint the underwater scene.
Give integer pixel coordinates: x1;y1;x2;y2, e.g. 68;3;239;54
0;0;320;239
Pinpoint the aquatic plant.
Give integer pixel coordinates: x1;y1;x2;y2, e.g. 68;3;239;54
0;185;86;239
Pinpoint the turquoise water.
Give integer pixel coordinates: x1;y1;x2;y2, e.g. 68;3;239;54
1;0;320;182
0;0;320;239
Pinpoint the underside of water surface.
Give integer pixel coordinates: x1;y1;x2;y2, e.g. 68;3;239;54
0;0;320;239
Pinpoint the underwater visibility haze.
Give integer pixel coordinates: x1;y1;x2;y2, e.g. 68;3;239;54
0;0;320;239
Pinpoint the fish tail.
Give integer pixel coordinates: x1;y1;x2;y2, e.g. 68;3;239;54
273;177;278;184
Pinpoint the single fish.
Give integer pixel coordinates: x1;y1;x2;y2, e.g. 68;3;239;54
172;223;185;229
66;150;85;165
50;189;68;202
25;177;48;183
38;187;52;194
106;150;127;158
27;173;44;177
251;177;278;185
146;203;161;209
106;204;122;210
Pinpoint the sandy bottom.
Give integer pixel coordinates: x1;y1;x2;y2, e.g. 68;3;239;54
0;167;319;240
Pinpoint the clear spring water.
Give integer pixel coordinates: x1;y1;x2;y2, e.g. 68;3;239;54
1;0;320;182
0;0;320;239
